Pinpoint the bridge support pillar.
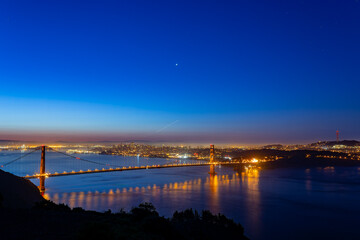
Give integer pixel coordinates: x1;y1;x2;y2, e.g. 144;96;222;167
209;164;216;175
39;146;46;193
209;144;216;175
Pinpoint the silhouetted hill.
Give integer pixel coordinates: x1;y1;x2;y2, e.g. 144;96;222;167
262;144;283;149
311;140;360;147
0;170;44;208
231;149;360;168
0;201;248;240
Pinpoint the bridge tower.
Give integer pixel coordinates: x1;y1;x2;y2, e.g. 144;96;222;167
39;146;46;193
209;144;216;175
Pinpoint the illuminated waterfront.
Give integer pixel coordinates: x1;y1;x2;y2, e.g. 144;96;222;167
2;151;360;239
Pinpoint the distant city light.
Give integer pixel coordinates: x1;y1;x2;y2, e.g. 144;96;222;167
251;158;259;163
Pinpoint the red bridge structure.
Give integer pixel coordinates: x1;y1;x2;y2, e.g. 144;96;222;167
1;145;240;193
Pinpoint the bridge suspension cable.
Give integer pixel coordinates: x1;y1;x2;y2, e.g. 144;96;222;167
1;147;41;167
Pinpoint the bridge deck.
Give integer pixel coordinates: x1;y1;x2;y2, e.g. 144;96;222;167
23;162;241;179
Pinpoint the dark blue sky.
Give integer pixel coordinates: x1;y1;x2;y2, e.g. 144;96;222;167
0;0;359;144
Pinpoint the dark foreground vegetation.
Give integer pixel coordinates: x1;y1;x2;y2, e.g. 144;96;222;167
0;200;248;240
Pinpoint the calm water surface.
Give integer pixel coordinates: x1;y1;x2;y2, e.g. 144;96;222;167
1;151;360;240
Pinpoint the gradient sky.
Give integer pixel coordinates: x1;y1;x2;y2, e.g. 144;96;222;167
0;0;359;144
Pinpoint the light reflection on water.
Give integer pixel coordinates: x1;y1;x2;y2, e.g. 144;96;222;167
2;152;360;240
45;172;247;212
241;169;260;231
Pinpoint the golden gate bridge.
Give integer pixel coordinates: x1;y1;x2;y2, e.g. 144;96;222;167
0;145;240;193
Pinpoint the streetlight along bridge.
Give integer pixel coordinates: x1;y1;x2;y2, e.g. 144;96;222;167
0;145;240;193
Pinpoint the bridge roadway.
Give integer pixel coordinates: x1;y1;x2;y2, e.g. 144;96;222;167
23;161;241;179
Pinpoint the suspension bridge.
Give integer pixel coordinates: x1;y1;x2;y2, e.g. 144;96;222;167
0;145;240;192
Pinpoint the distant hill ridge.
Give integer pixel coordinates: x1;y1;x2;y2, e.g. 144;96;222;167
312;140;360;147
0;140;20;143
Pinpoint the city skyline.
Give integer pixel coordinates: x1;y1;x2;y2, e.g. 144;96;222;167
1;0;360;143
